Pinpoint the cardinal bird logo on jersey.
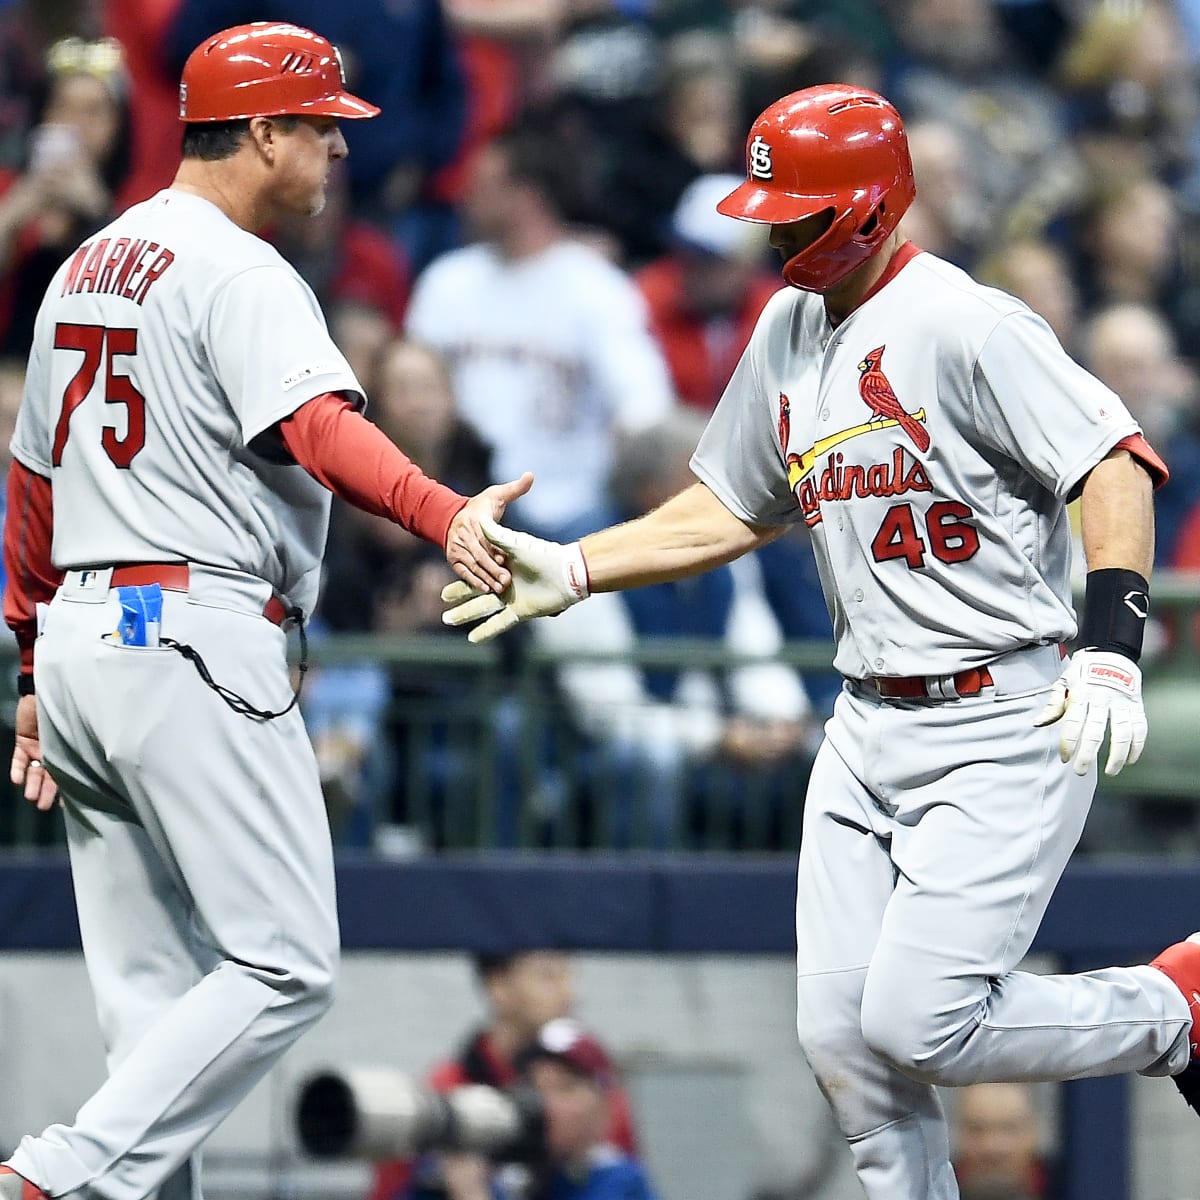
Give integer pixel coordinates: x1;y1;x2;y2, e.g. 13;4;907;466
857;346;930;452
778;392;791;451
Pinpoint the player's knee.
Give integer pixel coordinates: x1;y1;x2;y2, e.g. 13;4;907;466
860;972;978;1085
257;943;339;1023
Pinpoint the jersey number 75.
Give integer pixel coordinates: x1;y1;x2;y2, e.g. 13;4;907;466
52;322;146;469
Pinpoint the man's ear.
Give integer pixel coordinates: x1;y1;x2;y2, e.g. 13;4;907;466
247;116;277;162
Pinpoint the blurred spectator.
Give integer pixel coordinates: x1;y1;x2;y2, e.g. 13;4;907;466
270;162;411;333
310;339;493;842
1057;0;1197;194
885;0;1075;242
599;33;743;264
901;119;986;267
406;125;674;542
1082;303;1200;565
529;408;812;849
428;1;562;268
951;1082;1049;1200
321;338;491;636
635;173;776;412
0;1;58;171
516;1018;658;1200
374;954;638;1200
166;0;467;267
974;237;1080;354
1077;176;1178;309
0;34;131;355
104;0;184;208
1073;175;1200;360
330;301;395;403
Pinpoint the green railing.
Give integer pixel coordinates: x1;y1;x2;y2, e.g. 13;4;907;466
3;573;1200;852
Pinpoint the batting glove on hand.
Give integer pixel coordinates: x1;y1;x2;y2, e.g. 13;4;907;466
441;516;589;644
1033;649;1146;777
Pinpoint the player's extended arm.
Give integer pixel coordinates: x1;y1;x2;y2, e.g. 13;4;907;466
1034;448;1156;777
278;392;532;594
442;481;781;643
2;459;60;811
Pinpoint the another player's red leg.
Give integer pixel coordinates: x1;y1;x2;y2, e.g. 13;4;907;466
0;1166;50;1199
1150;933;1200;1112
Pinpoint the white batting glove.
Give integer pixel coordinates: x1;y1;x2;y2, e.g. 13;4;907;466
1033;649;1147;777
441;516;589;644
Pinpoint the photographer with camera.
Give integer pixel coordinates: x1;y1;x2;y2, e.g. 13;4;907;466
516;1019;659;1200
370;952;638;1200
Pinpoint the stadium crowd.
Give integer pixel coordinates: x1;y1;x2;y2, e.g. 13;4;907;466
2;0;1200;851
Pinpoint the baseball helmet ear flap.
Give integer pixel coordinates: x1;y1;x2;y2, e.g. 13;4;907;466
717;84;915;292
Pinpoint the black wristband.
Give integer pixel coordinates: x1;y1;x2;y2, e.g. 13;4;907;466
16;672;34;696
1077;568;1150;662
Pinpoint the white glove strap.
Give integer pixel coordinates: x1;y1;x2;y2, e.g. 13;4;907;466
561;542;590;604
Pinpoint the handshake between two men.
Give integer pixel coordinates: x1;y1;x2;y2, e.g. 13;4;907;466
443;512;1148;782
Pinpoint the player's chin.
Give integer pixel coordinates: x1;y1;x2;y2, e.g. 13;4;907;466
306;190;328;218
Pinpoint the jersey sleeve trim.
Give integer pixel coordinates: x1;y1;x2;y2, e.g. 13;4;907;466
10;442;52;479
1057;421;1144;502
1114;433;1169;489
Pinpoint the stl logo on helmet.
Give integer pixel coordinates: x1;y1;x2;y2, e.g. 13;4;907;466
178;81;187;119
749;135;773;180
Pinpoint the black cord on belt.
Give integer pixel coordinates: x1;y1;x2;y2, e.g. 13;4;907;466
161;607;308;721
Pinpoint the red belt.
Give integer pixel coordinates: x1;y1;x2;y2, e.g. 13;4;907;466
108;563;288;626
864;665;994;700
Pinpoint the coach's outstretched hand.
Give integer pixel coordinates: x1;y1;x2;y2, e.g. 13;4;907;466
1034;649;1147;777
444;472;535;594
442;517;590;643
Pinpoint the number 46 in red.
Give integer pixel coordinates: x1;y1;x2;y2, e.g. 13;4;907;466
52;322;146;468
871;500;980;568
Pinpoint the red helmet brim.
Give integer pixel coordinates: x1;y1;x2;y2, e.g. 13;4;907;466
299;90;380;119
716;180;837;225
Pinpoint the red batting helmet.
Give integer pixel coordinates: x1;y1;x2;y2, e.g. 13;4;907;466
717;84;915;292
179;22;380;123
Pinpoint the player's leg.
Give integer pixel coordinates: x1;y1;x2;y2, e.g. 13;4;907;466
856;687;1191;1087
794;689;960;1200
6;592;337;1200
59;796;210;1200
1;609;210;1200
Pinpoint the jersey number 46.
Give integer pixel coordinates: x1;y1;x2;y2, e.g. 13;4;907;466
52;322;146;469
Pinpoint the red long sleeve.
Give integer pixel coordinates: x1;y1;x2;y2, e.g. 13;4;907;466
3;460;61;672
279;393;468;548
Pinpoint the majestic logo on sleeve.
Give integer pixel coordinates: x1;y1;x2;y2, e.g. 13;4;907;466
749;136;773;180
857;346;930;451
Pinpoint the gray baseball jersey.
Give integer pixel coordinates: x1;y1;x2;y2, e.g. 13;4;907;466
11;189;363;616
691;249;1142;678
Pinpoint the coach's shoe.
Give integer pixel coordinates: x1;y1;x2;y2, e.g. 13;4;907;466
0;1167;49;1199
1151;933;1200;1113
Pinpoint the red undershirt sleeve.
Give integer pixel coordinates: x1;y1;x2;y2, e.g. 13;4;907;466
278;392;469;548
1114;433;1169;490
3;459;61;673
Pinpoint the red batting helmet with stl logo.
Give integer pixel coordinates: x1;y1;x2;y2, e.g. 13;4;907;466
179;22;380;122
717;84;915;292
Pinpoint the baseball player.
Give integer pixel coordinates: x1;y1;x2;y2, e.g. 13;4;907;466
444;85;1200;1199
0;23;530;1200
